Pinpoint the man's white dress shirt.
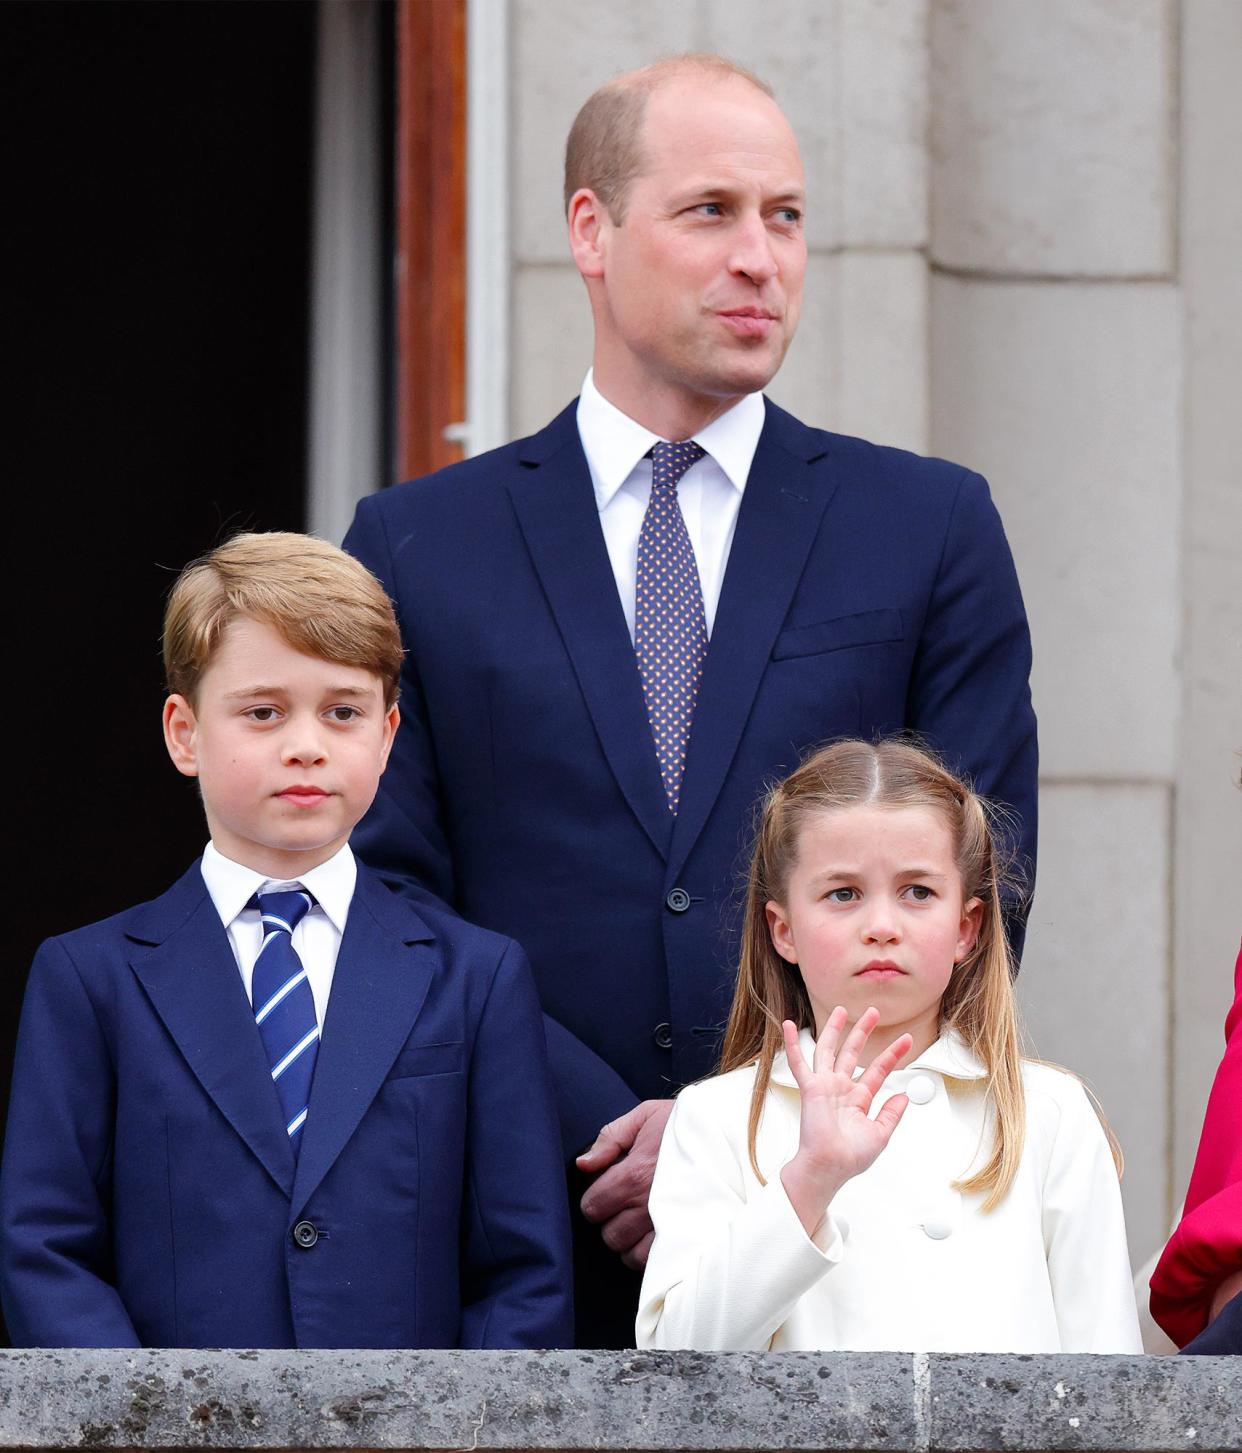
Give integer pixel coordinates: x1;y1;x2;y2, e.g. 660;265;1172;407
637;1029;1142;1353
576;369;765;639
200;840;356;1031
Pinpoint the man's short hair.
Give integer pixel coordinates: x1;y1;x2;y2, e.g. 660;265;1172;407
163;531;404;706
563;53;775;222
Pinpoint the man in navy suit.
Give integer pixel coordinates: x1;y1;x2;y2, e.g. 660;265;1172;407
344;54;1037;1346
0;532;572;1348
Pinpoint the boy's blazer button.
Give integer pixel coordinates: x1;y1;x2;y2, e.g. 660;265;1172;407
652;1022;673;1050
906;1074;936;1105
292;1220;319;1249
665;887;691;913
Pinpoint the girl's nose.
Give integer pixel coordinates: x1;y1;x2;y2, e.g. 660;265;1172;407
862;906;900;944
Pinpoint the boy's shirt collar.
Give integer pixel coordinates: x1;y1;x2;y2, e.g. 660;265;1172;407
200;840;357;936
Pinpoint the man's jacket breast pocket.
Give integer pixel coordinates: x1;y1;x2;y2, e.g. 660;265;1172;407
772;608;904;661
385;1040;464;1080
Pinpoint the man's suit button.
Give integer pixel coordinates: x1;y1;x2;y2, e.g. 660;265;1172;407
653;1022;673;1050
292;1220;319;1249
665;887;691;913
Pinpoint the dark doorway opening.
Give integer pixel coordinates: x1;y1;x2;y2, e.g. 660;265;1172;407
5;0;317;1341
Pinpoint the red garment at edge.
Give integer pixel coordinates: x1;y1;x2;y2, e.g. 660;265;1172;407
1150;942;1242;1347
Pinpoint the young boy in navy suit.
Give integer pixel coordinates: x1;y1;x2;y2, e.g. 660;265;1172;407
0;532;572;1348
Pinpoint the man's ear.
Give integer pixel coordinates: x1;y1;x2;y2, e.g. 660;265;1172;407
567;187;610;279
765;900;798;964
163;694;200;778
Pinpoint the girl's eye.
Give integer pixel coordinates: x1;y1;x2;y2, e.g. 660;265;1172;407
904;884;933;902
826;887;856;903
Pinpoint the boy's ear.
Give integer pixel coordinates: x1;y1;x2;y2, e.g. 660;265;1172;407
765;900;798;964
378;703;400;773
163;694;200;778
956;896;985;962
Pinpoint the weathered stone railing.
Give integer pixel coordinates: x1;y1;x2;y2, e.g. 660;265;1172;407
0;1350;1238;1452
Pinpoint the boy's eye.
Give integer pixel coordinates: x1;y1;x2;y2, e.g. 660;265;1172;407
246;706;280;723
327;705;361;722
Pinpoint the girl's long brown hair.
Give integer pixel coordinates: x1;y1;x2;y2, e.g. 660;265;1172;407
719;738;1029;1211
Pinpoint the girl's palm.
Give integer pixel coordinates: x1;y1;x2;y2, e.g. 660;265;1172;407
784;1007;912;1185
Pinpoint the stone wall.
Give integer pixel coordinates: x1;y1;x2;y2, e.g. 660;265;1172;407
501;0;1242;1267
1;1349;1238;1451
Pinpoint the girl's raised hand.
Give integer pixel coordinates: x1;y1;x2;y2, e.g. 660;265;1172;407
779;1006;913;1237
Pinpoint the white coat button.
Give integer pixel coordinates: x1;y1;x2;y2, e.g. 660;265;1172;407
906;1074;936;1105
923;1216;953;1240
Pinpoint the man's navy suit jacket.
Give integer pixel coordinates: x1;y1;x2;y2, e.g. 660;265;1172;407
0;860;573;1348
344;399;1038;1156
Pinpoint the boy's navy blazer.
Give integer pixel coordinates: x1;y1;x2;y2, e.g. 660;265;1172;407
0;859;573;1349
344;398;1039;1156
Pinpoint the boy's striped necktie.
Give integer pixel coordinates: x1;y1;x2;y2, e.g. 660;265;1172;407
250;888;320;1150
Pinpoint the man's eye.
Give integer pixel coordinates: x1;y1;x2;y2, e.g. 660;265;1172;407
774;207;802;225
694;202;724;216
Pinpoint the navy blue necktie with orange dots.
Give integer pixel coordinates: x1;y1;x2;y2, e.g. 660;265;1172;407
635;439;708;814
250;888;320;1153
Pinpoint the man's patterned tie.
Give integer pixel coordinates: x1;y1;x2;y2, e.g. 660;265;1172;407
251;888;319;1149
635;439;708;814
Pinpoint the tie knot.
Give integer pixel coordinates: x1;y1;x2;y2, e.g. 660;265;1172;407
650;439;705;494
254;888;314;936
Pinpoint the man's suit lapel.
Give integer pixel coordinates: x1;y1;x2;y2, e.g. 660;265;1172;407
289;867;437;1218
669;402;838;882
508;404;673;860
128;864;296;1198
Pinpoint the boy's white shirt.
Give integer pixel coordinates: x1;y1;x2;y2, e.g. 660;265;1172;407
200;840;356;1031
637;1027;1143;1353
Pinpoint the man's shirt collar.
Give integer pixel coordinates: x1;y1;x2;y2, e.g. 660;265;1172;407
577;368;765;509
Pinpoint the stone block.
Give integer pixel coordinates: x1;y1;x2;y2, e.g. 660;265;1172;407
929;0;1175;276
836;250;928;452
1172;0;1242;1195
930;274;1181;781
511;0;698;264
510;264;593;438
839;0;928;249
1017;783;1170;1263
701;0;842;251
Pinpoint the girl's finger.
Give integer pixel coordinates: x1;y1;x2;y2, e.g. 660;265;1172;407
782;1019;811;1087
834;1005;879;1082
812;1005;849;1074
873;1090;909;1142
856;1031;915;1099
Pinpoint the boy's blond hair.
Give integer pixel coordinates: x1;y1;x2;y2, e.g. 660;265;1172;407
163;532;404;706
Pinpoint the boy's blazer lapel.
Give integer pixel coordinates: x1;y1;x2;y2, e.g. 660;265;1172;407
507;404;674;862
127;863;296;1197
289;866;437;1218
668;403;839;883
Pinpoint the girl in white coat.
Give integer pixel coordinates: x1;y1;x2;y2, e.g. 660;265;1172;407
637;739;1141;1353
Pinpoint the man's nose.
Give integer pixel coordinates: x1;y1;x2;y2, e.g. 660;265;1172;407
729;213;779;283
